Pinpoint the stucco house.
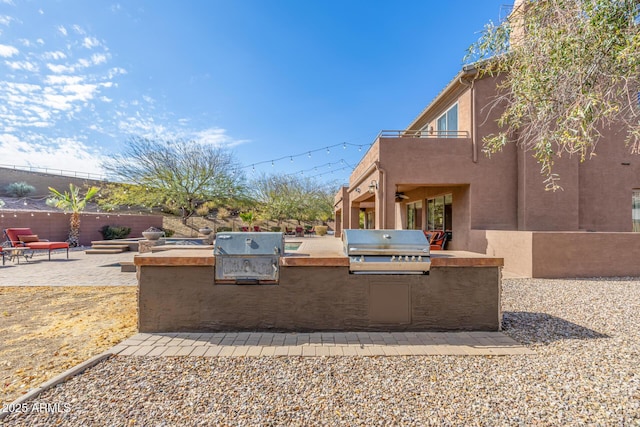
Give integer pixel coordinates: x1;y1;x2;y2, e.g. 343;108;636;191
334;66;640;278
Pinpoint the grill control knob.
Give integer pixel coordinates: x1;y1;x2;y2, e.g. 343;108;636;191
418;256;423;262
411;256;416;262
391;256;396;262
404;256;409;262
360;255;365;262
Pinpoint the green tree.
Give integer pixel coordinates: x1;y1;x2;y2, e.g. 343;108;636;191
47;184;100;247
466;0;640;190
101;137;247;223
251;173;334;225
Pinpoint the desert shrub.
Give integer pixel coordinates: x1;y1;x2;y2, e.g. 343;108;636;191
100;225;132;240
5;182;35;197
270;226;282;232
161;228;175;237
217;226;232;232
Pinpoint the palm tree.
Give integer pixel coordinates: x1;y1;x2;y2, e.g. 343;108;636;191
47;184;100;247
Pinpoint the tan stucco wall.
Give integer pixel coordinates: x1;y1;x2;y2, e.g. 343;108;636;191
531;232;640;278
484;230;533;277
480;230;640;278
138;265;502;332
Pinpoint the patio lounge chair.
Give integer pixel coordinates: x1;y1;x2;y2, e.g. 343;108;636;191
4;228;70;260
253;226;262;232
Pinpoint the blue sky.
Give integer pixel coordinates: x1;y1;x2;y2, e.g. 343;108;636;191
0;0;510;184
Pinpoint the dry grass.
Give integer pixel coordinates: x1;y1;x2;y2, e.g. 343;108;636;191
0;286;137;405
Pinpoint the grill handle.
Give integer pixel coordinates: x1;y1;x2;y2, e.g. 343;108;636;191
348;247;429;255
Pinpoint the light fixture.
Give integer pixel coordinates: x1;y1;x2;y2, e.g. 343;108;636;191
368;180;378;194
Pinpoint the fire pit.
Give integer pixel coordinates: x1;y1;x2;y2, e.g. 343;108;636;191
214;232;284;285
342;229;431;274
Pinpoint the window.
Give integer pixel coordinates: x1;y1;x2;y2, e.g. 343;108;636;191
436;103;458;138
633;190;640;232
427;194;452;231
407;201;422;230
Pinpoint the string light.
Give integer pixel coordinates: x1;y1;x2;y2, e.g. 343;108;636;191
239;141;371;171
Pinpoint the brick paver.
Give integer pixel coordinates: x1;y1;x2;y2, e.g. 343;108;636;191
111;332;535;357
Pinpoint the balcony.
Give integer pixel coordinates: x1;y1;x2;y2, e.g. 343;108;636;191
378;129;470;138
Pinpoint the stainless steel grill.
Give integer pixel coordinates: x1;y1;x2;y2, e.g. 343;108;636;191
342;229;431;275
214;232;284;284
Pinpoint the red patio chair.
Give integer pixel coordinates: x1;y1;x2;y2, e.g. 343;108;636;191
241;226;249;232
429;231;447;250
253;226;262;232
4;228;69;260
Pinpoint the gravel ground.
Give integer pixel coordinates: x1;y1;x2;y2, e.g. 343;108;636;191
3;277;640;426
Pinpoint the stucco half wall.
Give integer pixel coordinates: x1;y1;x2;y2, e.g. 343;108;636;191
478;230;640;278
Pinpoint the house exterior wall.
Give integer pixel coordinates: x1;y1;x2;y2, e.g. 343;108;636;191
335;71;640;276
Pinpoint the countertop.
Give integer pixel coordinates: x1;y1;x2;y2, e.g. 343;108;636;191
134;236;503;268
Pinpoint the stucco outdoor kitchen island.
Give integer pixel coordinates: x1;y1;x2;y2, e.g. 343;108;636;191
134;237;503;332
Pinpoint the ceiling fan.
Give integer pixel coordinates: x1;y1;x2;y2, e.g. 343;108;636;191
395;192;409;200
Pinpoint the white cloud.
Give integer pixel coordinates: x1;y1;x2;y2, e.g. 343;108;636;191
0;133;106;176
192;128;250;148
0;44;18;57
107;67;127;78
91;53;107;65
42;51;67;60
5;60;38;72
57;25;67;36
44;74;83;85
72;25;85;35
0;0;15;5
46;63;75;73
82;37;100;49
0;15;14;26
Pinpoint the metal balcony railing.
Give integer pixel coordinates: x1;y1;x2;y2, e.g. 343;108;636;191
0;164;107;181
378;130;469;138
